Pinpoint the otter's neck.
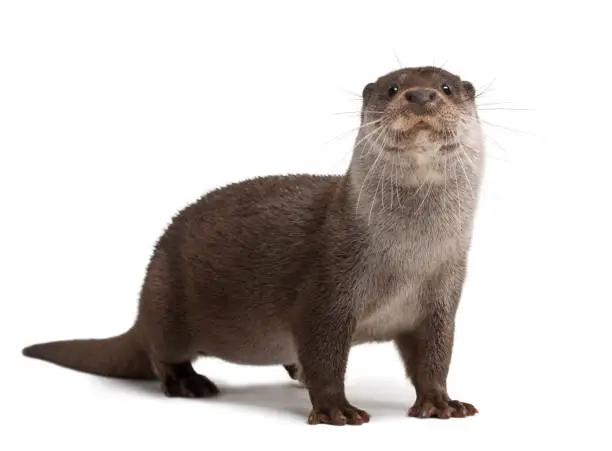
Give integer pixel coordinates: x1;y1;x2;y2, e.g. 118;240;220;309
345;140;483;230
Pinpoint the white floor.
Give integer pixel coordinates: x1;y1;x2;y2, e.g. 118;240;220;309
7;334;605;450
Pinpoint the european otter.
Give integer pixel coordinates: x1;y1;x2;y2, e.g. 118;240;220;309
23;66;484;425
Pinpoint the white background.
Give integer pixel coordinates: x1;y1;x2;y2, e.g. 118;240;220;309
1;1;610;449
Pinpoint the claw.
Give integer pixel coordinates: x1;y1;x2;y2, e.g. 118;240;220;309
409;397;478;419
308;405;371;426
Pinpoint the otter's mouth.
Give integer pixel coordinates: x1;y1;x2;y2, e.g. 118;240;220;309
389;114;438;135
412;120;433;130
379;113;462;152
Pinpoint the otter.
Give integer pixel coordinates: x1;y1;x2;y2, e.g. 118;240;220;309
23;66;484;426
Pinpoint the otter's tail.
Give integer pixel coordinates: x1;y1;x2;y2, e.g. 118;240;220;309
22;326;154;379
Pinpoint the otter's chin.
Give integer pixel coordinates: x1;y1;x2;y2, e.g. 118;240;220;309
390;115;439;133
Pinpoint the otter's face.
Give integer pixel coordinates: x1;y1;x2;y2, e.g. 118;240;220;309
360;67;478;154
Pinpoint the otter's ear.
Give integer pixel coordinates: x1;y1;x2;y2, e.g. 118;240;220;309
362;82;375;100
462;81;476;99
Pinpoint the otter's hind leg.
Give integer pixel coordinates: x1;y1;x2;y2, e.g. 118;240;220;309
283;363;306;386
140;247;219;398
284;364;299;380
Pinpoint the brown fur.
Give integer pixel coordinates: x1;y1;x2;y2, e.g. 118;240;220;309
23;66;484;425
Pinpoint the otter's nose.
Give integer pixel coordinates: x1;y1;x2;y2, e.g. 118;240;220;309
405;89;437;106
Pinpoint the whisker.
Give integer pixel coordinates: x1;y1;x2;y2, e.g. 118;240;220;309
353;117;392;149
378;123;398;213
441;152;460;225
390;152;396;211
476;100;532;109
365;119;396;223
370;157;386;224
410;167;429;200
331;110;385;116
395;154;402;207
457;148;475;202
308;115;386;174
478;107;534;112
460;146;477;170
321;116;386;153
413;176;433;217
355;122;390;215
456;110;520;162
481;131;518;162
475;77;497;99
481;120;535;137
455;155;464;220
476;101;514;106
357;145;385;217
335;86;363;100
393;48;403;69
436;60;448;71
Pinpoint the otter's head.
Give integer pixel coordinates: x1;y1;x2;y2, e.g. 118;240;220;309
353;66;484;187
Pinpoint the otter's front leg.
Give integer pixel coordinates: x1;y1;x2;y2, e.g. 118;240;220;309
295;304;370;426
395;260;478;419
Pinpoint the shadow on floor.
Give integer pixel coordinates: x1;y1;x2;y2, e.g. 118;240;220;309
99;376;411;419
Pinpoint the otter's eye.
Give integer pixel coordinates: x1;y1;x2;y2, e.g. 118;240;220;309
388;85;399;97
441;84;452;95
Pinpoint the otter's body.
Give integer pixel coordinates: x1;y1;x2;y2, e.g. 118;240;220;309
23;66;484;425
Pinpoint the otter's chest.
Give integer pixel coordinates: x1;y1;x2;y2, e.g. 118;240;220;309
353;280;423;344
351;249;426;343
351;228;460;344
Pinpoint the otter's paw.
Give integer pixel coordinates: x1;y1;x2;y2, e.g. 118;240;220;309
162;374;220;398
307;404;371;426
409;394;478;419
